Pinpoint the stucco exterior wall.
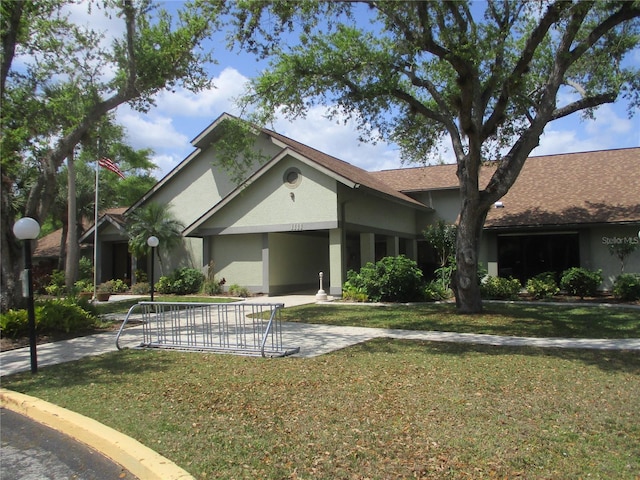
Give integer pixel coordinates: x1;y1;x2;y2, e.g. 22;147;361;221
342;189;419;236
411;190;461;224
586;225;640;289
200;156;339;233
149;134;281;229
209;234;263;291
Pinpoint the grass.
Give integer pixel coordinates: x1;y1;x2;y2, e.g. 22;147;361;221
3;299;639;477
3;342;639;479
278;302;640;338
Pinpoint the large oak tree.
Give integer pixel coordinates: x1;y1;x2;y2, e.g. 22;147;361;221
231;0;639;313
1;0;224;310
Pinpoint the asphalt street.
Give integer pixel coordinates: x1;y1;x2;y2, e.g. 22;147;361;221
1;408;137;480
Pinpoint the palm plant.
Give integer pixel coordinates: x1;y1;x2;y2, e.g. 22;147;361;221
126;202;184;276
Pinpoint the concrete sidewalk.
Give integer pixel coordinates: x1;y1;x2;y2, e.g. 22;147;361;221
2;295;639;376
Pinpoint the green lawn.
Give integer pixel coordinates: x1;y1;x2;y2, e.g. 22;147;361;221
3;342;639;479
3;300;639;478
279;302;640;338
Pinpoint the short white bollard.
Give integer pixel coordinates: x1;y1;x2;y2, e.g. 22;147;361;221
315;271;328;301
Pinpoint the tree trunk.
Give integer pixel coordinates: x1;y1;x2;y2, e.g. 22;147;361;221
0;184;25;312
65;151;79;290
455;201;489;314
454;148;490;314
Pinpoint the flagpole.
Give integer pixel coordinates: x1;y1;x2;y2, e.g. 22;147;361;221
93;156;99;301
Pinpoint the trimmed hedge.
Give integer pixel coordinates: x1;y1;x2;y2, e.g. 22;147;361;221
612;273;640;301
560;267;602;299
480;276;522;300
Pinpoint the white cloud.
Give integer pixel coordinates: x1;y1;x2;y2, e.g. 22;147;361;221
153;68;250;118
536;103;639;156
273;106;403;171
149;153;183;180
117;110;190;152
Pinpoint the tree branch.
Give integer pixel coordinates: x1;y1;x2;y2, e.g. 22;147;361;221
568;2;640;65
551;92;617;120
481;1;569;140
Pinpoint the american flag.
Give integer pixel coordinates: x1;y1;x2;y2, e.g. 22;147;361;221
98;157;125;179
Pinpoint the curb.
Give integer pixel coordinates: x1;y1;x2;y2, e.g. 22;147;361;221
0;388;194;480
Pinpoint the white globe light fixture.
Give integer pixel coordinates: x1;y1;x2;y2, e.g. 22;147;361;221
147;236;159;301
13;217;41;240
147;236;159;248
13;217;41;374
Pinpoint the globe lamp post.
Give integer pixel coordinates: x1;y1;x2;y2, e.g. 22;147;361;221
147;236;159;301
13;217;41;374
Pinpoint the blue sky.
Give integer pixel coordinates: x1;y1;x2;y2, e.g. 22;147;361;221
70;2;640;180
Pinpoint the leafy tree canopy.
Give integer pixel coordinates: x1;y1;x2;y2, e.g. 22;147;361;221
229;0;639;312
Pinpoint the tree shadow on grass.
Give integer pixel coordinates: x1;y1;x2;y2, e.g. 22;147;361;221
354;338;640;375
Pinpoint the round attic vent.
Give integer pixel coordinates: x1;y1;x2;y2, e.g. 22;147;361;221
283;167;302;188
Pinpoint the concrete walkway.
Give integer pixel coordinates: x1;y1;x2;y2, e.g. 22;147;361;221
2;295;639;376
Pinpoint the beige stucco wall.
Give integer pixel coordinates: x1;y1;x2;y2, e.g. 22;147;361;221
341;188;420;236
209;234;263;291
585;225;640;289
148;133;281;231
199;156;339;233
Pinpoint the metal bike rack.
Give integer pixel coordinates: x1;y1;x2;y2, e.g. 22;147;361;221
115;301;299;357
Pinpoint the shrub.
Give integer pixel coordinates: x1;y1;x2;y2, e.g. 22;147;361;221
78;257;94;281
73;279;93;295
38;299;95;333
480;276;522;300
424;280;451;301
0;299;96;338
134;269;148;283
155;276;172;294
228;283;250;297
202;279;224;295
525;272;559;300
341;281;369;302
560;267;603;299
45;269;66;296
131;282;150;295
155;268;205;295
97;279;129;294
346;256;424;303
0;309;29;338
612;273;640;301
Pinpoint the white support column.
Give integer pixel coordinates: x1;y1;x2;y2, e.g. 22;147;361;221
329;228;344;296
360;232;375;266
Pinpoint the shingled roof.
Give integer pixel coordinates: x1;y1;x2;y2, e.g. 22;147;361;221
371;147;639;228
484;148;640;228
263;127;426;207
